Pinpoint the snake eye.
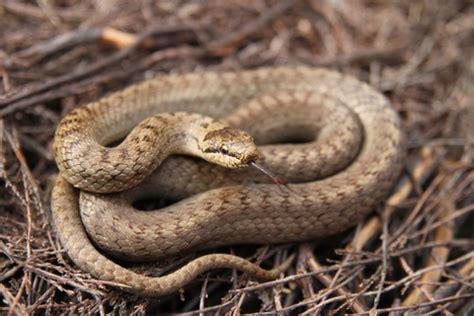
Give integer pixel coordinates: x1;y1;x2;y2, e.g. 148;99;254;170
221;145;229;154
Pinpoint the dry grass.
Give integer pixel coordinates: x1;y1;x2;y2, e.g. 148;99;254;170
1;0;473;314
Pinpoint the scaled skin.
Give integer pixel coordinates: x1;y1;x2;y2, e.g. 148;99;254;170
51;66;405;296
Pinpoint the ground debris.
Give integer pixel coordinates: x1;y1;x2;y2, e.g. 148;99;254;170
1;0;473;314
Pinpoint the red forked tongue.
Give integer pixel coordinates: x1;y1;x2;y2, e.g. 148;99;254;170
250;161;288;187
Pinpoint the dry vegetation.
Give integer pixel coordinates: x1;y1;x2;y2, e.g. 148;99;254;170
0;0;473;314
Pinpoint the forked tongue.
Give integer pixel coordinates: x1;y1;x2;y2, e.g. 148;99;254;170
250;161;292;192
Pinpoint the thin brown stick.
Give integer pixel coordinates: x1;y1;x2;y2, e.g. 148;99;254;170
300;244;367;314
0;22;192;114
207;0;294;55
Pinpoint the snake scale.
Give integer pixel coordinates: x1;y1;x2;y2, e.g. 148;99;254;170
51;66;405;296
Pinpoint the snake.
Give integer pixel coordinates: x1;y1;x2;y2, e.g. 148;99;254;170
50;66;405;297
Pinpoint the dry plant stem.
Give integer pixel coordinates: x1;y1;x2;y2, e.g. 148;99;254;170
206;0;294;55
307;45;408;68
403;101;474;306
0;46;203;120
402;194;455;305
0;23;185;115
414;258;473;314
12;28;103;62
296;245;317;309
10;26;147;64
300;244;367;314
358;294;474;315
260;269;364;315
0;283;28;316
1;0;472;314
371;211;389;312
2;123;44;314
100;27;141;49
235;250;473;296
304;148;438;314
178;294;243;316
352;147;436;252
407;205;473;240
251;253;474;315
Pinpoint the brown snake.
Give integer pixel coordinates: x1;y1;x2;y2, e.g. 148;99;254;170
51;66;405;296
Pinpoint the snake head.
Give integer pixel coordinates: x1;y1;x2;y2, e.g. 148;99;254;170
201;127;260;168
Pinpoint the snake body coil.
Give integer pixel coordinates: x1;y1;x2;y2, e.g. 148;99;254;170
51;67;405;296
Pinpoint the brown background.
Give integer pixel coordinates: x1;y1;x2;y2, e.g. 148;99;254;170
1;0;473;314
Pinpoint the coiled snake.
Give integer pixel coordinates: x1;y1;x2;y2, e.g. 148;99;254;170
51;66;405;296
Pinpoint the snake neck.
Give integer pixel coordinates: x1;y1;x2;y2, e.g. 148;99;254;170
53;110;235;193
139;112;231;158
